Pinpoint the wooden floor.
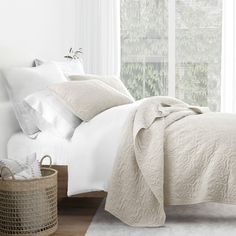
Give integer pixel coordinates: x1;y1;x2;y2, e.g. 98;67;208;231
53;198;103;236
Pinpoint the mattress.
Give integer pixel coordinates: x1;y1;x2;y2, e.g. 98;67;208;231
7;102;139;196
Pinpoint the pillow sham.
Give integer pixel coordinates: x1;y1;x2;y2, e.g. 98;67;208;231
24;90;82;139
49;80;133;121
34;59;85;77
69;74;135;101
2;62;67;136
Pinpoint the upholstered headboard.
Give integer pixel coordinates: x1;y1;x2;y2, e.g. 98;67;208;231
0;0;76;158
0;42;38;158
0;47;31;159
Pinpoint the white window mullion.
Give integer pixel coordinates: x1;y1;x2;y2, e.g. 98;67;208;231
221;0;235;112
168;0;176;97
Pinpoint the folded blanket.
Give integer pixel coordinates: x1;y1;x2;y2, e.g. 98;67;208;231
105;96;211;226
0;153;41;179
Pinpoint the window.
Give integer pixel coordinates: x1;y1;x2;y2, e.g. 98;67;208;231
121;0;168;99
121;0;222;111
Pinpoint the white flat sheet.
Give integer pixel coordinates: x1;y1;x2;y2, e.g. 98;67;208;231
7;102;139;196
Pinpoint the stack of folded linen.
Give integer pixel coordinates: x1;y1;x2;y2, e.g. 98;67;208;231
0;153;41;179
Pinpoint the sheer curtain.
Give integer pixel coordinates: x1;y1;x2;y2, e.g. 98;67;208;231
221;0;236;112
75;0;120;76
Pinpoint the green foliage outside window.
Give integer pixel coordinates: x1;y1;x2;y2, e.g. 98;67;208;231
121;0;222;111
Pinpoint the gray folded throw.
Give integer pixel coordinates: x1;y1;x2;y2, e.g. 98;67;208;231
0;153;41;179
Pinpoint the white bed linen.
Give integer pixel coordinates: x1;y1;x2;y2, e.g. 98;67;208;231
7;102;139;196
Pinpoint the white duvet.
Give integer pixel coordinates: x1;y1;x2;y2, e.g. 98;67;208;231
8;102;140;196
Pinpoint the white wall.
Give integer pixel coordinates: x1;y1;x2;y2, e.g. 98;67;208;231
0;0;76;101
0;0;77;158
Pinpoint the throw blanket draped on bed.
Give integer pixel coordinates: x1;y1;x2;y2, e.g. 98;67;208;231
105;96;214;227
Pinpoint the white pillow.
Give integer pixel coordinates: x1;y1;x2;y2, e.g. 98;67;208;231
24;90;82;139
2;62;67;137
34;59;85;77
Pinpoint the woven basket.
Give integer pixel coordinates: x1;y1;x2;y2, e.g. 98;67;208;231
0;155;58;236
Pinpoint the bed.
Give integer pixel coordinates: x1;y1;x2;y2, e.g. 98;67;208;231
2;53;236;227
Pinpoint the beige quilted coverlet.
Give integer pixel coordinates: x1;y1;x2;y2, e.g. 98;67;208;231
105;96;236;227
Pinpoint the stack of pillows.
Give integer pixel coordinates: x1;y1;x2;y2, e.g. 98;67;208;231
2;60;135;140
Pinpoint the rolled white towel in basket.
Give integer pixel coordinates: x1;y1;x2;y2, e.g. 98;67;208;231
0;153;41;179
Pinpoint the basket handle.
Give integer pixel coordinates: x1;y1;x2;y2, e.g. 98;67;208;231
0;166;15;180
40;155;52;168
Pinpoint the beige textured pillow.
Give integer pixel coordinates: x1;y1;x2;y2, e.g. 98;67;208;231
49;80;133;121
69;74;135;101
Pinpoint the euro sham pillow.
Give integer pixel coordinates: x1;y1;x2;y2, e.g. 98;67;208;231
34;59;85;77
2;62;67;136
24;89;82;139
50;80;134;121
69;74;135;101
